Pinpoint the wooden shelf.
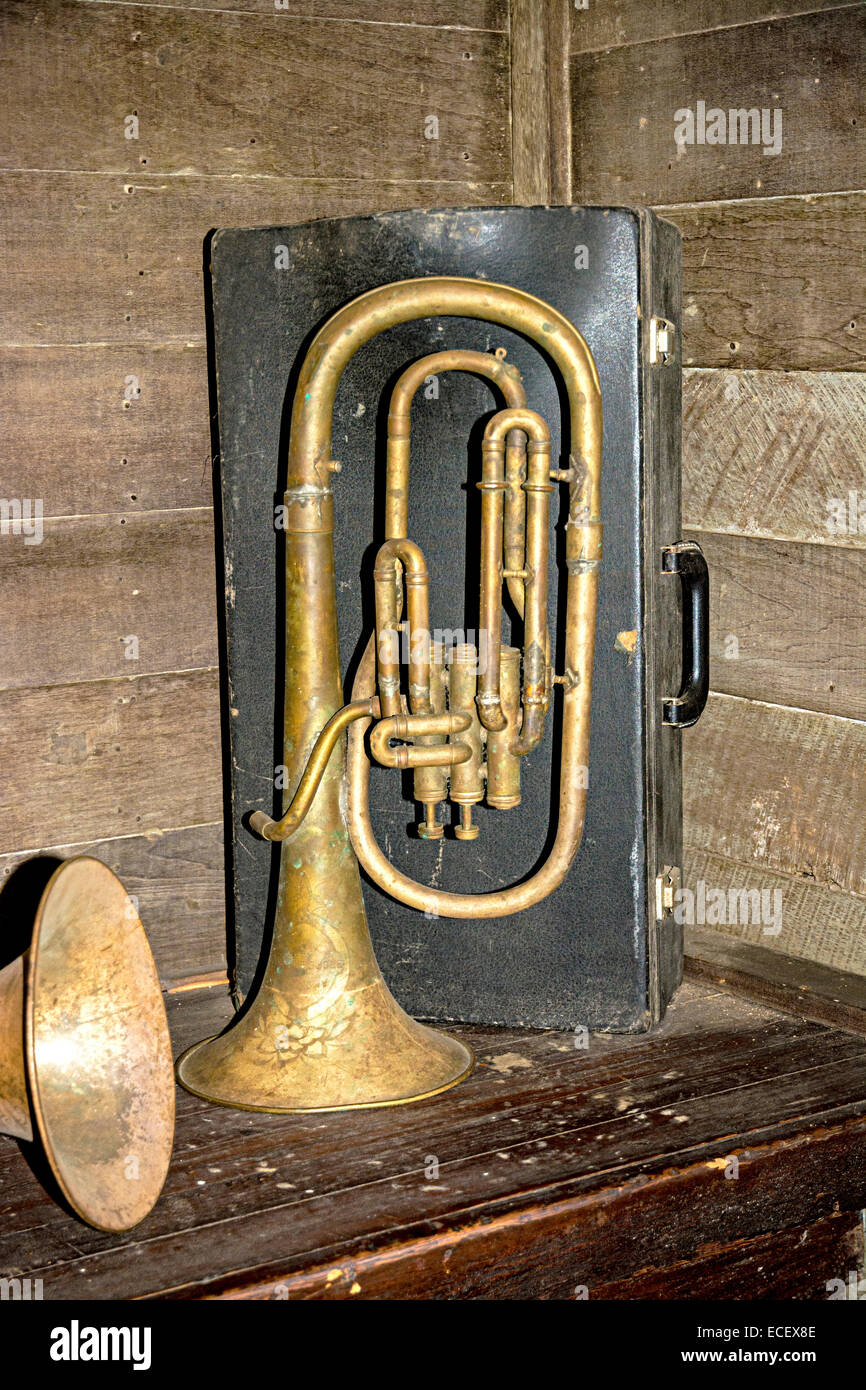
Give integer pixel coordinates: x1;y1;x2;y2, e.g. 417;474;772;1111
685;926;866;1037
2;981;865;1299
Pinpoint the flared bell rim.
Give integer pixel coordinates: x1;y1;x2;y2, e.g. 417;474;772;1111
24;857;175;1233
175;1033;474;1115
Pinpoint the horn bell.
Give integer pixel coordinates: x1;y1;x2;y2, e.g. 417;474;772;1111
176;851;473;1113
0;856;175;1232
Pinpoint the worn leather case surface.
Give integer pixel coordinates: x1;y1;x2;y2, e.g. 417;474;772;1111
211;205;684;1031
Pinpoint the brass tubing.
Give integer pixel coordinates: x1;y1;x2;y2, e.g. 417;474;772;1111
385;349;527;542
515;439;554;756
249;696;378;841
485;645;522;809
414;641;448;839
478;408;551;746
373;538;431;718
334;278;602;919
370;712;471;770
503;433;527;619
476;438;507;733
449;643;484;809
287;275;600;919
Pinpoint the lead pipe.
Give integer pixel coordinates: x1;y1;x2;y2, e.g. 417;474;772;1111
249;696;378;842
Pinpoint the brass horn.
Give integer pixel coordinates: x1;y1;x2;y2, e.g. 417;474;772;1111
177;276;602;1113
0;857;175;1231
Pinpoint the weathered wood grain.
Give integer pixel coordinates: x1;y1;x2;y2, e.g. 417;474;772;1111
683;692;866;900
572;9;865;205
509;0;552;204
684;529;866;721
665;193;866;370
0;2;509;182
685;925;866;1036
0;172;510;345
570;0;853;53
88;0;509;28
589;1215;861;1301
683;368;866;543
224;1208;863;1300
0;509;218;690
547;0;573;204
0;822;226;987
509;0;573;205
0;668;221;852
3;983;866;1298
10;360;863;532
685;846;866;977
0;344;212;515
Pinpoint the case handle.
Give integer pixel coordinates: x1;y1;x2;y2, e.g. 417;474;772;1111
662;542;709;728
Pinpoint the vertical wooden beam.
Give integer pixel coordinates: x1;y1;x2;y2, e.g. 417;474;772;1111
509;0;573;204
545;0;573;204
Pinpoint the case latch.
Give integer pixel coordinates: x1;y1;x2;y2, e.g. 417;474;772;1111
655;865;681;921
649;316;676;365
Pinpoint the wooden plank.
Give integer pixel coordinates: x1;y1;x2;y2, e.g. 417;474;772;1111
571;9;865;204
87;1;509;28
683;692;866;900
509;0;573;205
0;823;226;987
0;986;821;1246
589;1216;862;1301
665;193;866;370
0;172;511;345
4;984;866;1297
0;668;221;852
570;0;852;54
685;925;866;1036
509;0;552;204
0;509;218;690
683;368;866;544
210;1210;864;1300
0;2;510;182
547;0;573;204
0;344;212;516
684;529;866;722
685;846;866;977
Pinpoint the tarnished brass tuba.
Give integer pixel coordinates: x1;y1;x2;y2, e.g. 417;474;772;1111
177;277;603;1113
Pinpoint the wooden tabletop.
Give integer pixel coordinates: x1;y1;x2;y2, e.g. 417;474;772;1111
2;981;865;1299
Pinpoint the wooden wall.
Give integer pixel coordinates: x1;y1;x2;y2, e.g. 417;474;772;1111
2;1;863;992
0;0;512;987
571;1;866;974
